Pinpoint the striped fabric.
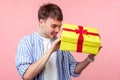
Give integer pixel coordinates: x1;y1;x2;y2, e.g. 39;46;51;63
16;32;80;80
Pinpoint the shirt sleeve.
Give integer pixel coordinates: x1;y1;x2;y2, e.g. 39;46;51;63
16;40;33;78
68;52;80;77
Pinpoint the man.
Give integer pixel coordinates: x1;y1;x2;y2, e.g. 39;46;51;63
16;3;99;80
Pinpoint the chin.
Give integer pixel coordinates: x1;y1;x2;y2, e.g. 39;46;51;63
51;36;57;39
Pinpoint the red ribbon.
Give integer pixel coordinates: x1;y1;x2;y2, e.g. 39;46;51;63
63;26;99;52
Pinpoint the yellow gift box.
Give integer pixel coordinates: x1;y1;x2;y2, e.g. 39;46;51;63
60;24;101;54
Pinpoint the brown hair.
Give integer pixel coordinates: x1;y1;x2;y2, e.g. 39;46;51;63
38;3;63;21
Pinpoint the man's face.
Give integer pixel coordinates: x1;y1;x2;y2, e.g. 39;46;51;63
41;17;62;39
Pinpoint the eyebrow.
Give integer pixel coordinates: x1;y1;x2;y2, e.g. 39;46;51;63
52;24;62;27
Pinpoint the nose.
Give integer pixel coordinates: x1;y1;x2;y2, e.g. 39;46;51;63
55;27;60;32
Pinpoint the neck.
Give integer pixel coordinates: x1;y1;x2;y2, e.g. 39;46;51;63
37;26;47;38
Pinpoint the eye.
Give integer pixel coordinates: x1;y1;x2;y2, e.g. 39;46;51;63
51;24;57;28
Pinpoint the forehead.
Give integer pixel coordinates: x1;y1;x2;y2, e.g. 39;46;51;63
46;17;62;26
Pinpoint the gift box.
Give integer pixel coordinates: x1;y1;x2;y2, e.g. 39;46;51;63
60;24;101;54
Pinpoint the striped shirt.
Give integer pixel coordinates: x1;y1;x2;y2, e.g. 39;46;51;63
16;32;80;80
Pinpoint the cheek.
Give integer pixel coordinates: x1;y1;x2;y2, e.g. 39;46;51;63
47;27;54;32
45;27;52;34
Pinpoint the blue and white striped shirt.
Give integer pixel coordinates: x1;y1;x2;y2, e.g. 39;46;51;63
16;32;80;80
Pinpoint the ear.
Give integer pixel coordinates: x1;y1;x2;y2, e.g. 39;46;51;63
39;19;44;24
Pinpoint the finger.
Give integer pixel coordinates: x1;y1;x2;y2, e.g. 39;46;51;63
99;46;102;51
54;37;61;44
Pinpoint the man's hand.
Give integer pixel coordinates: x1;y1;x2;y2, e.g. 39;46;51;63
50;37;61;53
88;46;102;59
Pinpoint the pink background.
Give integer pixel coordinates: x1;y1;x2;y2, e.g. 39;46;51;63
0;0;120;80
